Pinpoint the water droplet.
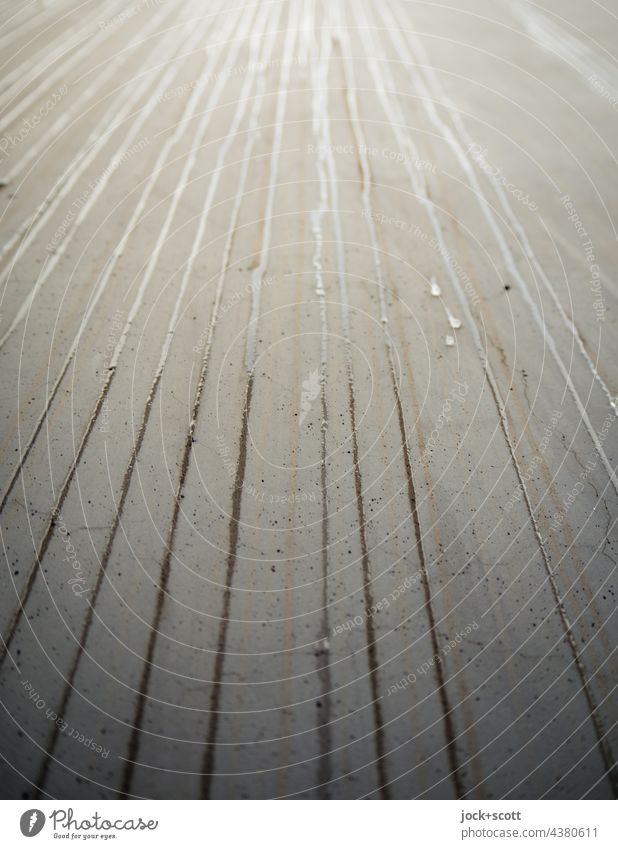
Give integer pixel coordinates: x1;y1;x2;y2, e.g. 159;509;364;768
445;335;455;347
430;277;441;297
381;315;388;324
448;314;461;329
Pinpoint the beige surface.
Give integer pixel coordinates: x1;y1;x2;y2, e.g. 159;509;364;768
0;0;617;800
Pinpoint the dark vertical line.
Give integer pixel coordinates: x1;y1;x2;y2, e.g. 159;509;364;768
484;371;618;798
333;32;392;799
201;373;254;799
346;377;392;800
391;372;464;799
34;366;163;796
0;368;116;669
118;354;250;799
119;391;209;796
336;22;459;795
339;25;464;794
0;347;70;515
383;0;617;795
316;385;333;798
111;45;261;791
